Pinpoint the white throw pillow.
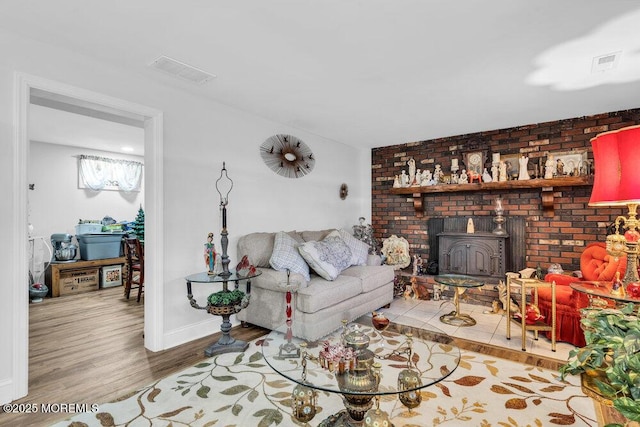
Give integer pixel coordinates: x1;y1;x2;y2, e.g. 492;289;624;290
298;233;352;281
337;229;369;266
269;231;310;281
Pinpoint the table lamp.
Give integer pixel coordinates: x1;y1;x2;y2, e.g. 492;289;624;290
589;125;640;287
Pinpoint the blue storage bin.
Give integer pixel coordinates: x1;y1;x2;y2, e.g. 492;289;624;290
77;233;124;260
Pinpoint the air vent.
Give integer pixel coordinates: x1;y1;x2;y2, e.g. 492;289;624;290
591;51;621;73
149;56;216;85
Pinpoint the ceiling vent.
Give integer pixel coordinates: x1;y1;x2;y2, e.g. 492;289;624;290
149;56;216;85
591;51;621;73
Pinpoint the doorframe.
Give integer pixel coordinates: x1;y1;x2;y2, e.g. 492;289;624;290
12;72;164;399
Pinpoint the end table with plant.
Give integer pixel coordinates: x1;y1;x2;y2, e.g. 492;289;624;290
559;303;640;425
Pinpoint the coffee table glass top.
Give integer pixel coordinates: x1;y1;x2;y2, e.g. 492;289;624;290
570;281;640;304
261;321;460;396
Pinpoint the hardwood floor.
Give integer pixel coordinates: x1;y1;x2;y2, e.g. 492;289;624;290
1;287;268;427
1;287;560;426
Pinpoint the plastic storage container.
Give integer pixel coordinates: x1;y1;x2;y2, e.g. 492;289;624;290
77;233;124;260
75;223;104;235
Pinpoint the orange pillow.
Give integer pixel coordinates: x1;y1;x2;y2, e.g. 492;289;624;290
580;242;627;282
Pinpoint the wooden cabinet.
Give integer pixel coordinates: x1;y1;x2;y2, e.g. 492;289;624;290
438;232;508;279
46;257;126;297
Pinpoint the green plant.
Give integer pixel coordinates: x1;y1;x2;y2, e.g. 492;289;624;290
560;303;640;424
207;289;245;306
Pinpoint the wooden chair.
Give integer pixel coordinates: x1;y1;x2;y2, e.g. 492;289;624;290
124;237;144;302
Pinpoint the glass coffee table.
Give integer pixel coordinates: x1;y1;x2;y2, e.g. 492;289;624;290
261;320;460;426
435;274;485;326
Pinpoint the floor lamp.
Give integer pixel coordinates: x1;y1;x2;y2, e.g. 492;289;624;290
589;125;640;291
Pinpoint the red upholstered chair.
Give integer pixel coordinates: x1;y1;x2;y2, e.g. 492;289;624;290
537;242;627;347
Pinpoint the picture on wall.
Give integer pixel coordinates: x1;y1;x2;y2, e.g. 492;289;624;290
551;149;588;177
500;153;520;179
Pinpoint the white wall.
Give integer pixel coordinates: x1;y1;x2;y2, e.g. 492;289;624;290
0;29;371;403
28;141;144;246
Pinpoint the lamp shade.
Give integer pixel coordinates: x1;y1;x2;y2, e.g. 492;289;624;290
589;124;640;206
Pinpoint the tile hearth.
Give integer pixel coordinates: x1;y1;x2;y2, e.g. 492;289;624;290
367;296;574;362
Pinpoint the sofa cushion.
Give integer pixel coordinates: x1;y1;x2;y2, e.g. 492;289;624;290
269;231;310;281
238;231;303;268
298;233;352;280
340;264;394;293
301;229;333;242
296;274;362;314
338;229;369;266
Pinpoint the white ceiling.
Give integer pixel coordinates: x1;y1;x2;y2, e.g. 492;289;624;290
6;1;640;150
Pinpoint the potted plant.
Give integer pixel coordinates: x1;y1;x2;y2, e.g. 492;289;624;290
208;289;245;306
559;303;640;425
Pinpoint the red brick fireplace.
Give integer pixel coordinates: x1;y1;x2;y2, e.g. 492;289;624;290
371;108;640;305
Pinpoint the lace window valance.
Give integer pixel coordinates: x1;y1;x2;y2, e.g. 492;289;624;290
78;155;143;192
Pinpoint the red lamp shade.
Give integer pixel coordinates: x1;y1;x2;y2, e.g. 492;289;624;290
589;124;640;206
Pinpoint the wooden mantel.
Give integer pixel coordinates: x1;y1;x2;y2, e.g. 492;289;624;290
389;176;593;217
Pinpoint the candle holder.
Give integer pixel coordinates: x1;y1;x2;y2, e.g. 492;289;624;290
279;270;301;358
493;197;507;235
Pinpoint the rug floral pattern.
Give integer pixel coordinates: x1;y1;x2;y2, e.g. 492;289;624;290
55;334;596;427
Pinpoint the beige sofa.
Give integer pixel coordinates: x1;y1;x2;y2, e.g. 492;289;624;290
235;229;395;341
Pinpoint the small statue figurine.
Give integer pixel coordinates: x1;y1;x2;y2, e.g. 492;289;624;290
545;154;555;179
433;164;444;183
611;271;625;297
407;158;416;185
421;169;433;186
393;175;401;188
556;158;565;176
499;161;507;181
518;155;530;181
459;169;468;183
400;170;409;187
414;169;422;186
204;232;217;275
482;167;492;183
491;164;498;182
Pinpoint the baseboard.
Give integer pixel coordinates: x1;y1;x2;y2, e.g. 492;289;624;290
163;316;239;350
0;377;14;405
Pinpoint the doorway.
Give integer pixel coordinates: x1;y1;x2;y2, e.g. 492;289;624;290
12;73;164;400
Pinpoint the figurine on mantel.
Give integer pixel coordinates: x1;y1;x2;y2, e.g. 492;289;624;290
491;164;499;182
451;158;459;174
421;169;433;186
407;158;416;185
433;164;444;183
518;155;531;180
400;170;409;187
459;169;469;183
413;169;422;187
499;161;507;181
545;154;555;179
482;168;492;183
393;175;401;188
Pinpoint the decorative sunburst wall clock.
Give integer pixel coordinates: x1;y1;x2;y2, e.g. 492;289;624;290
260;134;315;178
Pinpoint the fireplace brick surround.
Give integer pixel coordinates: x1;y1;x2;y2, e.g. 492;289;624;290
371;108;640;307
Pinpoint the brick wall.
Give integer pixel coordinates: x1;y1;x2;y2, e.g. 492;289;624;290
372;109;640;305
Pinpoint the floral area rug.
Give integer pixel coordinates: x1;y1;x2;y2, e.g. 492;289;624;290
54;335;596;427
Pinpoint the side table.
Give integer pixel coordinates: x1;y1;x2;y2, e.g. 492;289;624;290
185;270;261;356
434;274;485;326
506;276;556;352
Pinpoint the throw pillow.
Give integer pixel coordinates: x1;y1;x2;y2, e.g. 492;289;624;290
298;234;352;281
269;231;310;282
337;229;369;266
